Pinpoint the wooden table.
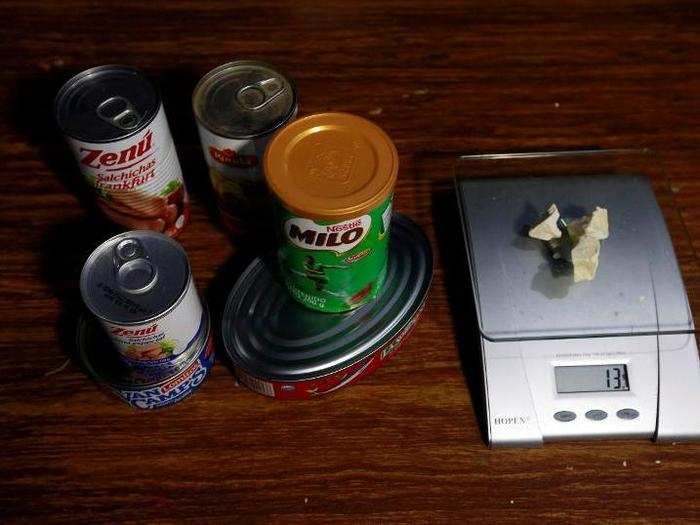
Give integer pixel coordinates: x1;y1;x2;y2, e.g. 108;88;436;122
2;1;699;522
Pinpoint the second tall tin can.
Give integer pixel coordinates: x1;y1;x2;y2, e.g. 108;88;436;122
193;61;298;234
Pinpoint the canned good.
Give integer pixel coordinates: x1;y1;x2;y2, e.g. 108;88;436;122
55;65;189;237
222;214;432;399
192;60;297;233
78;309;214;409
264;112;398;313
80;230;204;372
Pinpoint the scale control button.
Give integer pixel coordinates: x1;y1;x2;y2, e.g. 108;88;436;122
554;411;577;422
585;410;608;421
616;408;639;420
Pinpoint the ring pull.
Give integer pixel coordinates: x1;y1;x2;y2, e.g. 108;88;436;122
97;96;142;130
113;238;157;294
236;77;284;110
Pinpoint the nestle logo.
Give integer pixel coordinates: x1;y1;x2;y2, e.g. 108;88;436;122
494;416;531;425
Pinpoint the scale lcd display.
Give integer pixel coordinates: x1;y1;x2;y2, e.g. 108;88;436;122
555;364;629;393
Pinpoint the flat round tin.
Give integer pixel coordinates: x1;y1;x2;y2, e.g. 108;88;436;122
55;65;160;143
193;60;297;139
77;308;214;409
222;213;433;390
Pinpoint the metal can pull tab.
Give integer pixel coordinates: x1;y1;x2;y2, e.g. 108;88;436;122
96;96;142;130
113;238;157;293
236;77;284;110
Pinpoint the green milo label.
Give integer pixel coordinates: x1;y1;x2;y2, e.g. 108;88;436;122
277;196;393;312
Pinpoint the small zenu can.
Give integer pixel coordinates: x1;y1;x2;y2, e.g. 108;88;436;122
78;307;215;410
80;230;204;373
264;112;398;313
55;66;189;237
192;60;297;234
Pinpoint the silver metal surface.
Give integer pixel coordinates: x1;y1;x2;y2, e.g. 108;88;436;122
80;230;190;324
481;335;659;447
55;65;159;142
656;332;700;442
222;213;433;381
457;174;693;340
193;60;297;139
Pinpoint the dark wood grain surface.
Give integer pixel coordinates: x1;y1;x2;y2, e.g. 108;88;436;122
1;1;699;523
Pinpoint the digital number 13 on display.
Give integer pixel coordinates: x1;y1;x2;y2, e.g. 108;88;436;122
606;366;624;389
554;364;630;393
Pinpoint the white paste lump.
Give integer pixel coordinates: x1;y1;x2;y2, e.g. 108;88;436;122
528;204;609;282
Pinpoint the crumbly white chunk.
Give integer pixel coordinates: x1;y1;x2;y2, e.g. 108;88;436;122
586;207;609;240
528;204;562;241
571;235;601;282
566;206;609;241
529;204;609;282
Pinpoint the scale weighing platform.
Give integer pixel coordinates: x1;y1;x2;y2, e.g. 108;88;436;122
456;150;700;447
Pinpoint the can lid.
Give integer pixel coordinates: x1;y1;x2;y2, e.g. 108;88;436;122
80;231;191;324
264;113;398;221
192;60;297;139
55;65;160;143
222;214;432;381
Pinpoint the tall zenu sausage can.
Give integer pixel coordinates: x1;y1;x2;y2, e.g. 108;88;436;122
80;230;204;374
192;61;297;234
55;66;189;237
264;112;399;313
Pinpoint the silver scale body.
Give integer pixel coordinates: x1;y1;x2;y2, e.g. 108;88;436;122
457;173;700;447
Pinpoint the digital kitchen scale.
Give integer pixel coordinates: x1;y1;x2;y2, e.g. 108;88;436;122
456;150;700;447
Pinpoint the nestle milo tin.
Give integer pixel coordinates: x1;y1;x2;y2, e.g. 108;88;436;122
192;61;297;234
80;230;204;372
222;214;432;399
77;309;214;409
264;112;398;313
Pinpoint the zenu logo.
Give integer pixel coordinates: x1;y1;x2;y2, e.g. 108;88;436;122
493;415;531;425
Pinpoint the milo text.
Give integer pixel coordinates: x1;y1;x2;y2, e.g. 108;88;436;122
277;196;393;313
285;216;371;254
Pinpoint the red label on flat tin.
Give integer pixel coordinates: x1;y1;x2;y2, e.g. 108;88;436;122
235;304;424;400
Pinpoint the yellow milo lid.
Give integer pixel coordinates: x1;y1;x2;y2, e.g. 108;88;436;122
263;112;398;221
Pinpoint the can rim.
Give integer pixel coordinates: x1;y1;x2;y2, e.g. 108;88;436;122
234;300;428;385
54;64;161;143
192;60;298;140
223;214;433;381
79;231;192;326
77;306;211;390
